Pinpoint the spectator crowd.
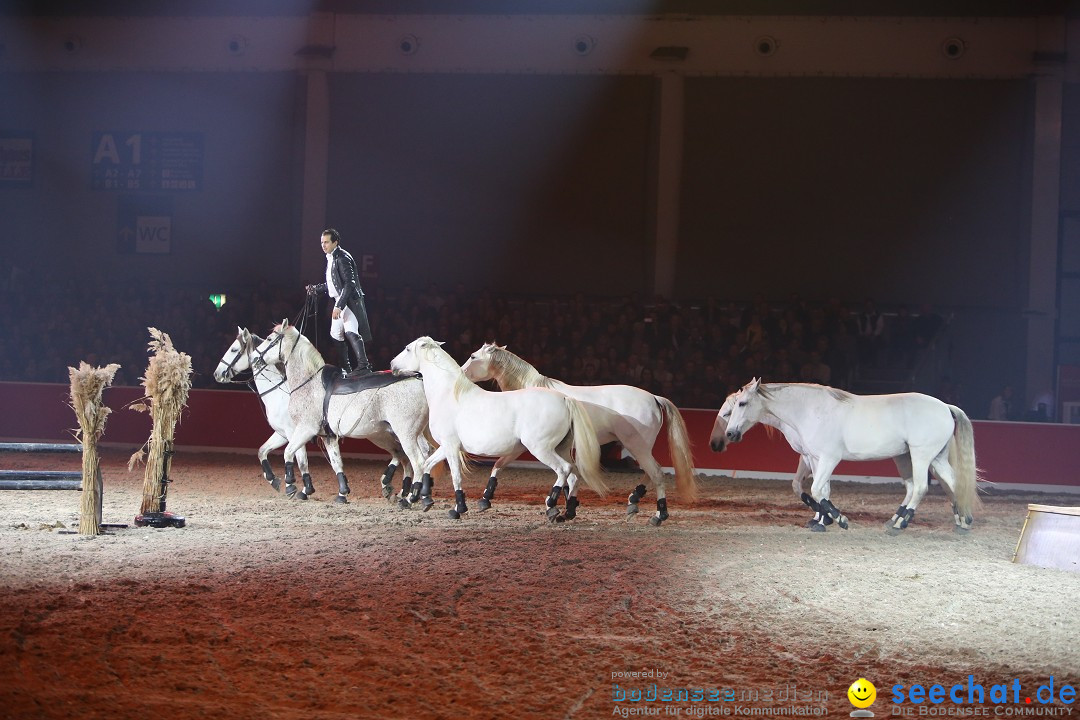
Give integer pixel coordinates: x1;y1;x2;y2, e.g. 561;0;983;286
0;268;944;412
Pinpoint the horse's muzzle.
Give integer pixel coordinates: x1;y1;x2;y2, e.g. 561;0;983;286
725;430;742;443
710;438;726;452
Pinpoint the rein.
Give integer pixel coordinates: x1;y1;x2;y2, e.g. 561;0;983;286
220;337;289;397
264;326;321;394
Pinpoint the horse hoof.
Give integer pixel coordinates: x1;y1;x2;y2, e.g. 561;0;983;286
885;525;903;536
285;485;297;499
297;491;308;501
448;509;461;520
478;498;491;512
545;507;561;522
648;515;663;527
805;519;818;529
398;498;412;510
837;516;848;530
381;485;393;500
269;477;281;492
953;525;970;535
809;523;826;533
334;494;348;504
626;504;639;516
421;497;435;512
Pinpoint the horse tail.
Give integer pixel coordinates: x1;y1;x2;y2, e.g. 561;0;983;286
947;404;982;520
565;397;608;497
655;396;698;501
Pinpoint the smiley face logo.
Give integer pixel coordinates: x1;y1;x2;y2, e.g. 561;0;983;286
848;678;877;709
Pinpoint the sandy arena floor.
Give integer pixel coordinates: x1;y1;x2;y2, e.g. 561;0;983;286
1;447;1078;720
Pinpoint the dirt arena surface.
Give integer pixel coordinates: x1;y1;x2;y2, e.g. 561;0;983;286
2;447;1079;720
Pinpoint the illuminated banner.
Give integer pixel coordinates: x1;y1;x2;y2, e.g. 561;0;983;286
0;133;34;188
91;131;203;192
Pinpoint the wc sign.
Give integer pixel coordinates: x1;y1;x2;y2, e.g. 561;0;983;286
135;215;171;253
117;195;173;254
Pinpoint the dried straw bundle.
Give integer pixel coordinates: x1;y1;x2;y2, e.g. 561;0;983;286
128;328;192;514
68;362;120;535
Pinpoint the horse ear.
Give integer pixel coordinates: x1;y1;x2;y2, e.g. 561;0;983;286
436;340;446;347
496;344;507;351
750;377;761;392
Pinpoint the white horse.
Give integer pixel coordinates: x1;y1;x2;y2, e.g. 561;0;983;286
461;342;697;526
390;337;607;521
253;321;431;504
719;379;979;534
213;327;419;500
711;390;899;529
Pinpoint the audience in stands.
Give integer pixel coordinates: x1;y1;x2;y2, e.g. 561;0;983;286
0;268;945;410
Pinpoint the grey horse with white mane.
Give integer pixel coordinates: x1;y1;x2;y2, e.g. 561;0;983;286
252;320;431;503
214;327;427;500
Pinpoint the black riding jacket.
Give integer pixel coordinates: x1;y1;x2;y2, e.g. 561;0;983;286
314;246;364;312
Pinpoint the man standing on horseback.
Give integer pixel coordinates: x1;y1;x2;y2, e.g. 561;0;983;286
305;228;373;377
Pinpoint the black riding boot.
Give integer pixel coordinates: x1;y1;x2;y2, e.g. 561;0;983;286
345;332;372;377
337;340;353;377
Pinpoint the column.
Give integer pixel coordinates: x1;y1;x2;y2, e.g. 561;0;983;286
653;71;684;299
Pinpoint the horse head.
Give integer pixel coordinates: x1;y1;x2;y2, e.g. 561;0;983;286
461;342;504;382
253;319;293;369
709;391;739;452
214;326;256;383
391;336;444;375
724;377;763;444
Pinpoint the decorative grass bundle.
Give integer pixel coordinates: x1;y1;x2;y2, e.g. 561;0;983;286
68;362;120;536
128;328;192;515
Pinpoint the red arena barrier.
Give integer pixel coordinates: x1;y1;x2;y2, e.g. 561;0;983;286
1;382;1077;492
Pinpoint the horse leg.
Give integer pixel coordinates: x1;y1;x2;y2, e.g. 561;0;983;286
886;453;931;535
281;434;312;500
479;471;499;512
381;459;399;500
791;456;812;498
317;435;350;504
532;445;576;523
930;451;973;533
403;446;447;510
479;452;521;512
258;432;287;492
295;445;315;500
807;458;843;532
633;452;672;526
796;456;831;528
401;435;435;512
885;455;916;531
443;447;468;520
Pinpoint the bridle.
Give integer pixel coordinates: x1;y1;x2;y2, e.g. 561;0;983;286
219;334;289;398
260;325;321;394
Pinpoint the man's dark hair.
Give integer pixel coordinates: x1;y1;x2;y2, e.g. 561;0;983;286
322;228;341;245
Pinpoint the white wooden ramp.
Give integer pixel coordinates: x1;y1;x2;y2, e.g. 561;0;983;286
1013;505;1080;574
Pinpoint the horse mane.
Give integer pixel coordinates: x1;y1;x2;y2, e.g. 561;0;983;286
489;345;552;390
283;325;324;377
415;338;474;401
759;382;854;404
452;373;475;401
